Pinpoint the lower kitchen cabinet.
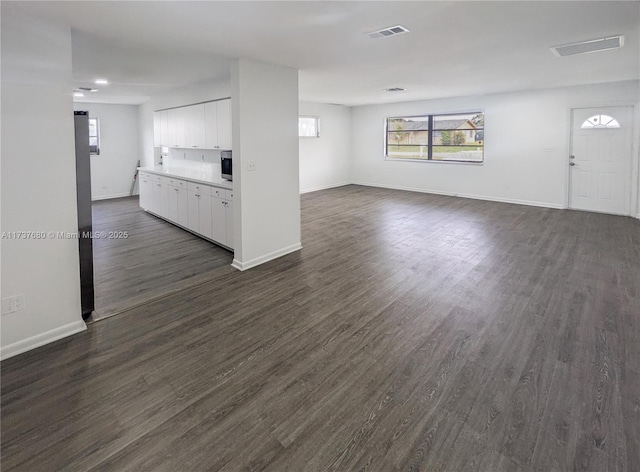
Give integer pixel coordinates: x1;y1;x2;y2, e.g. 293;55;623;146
187;190;213;240
211;191;234;248
139;170;233;250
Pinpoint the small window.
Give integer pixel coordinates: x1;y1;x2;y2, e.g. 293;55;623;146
89;117;100;155
386;112;484;163
299;116;319;138
581;114;620;129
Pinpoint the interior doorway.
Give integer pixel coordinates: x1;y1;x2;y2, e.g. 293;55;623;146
569;106;634;215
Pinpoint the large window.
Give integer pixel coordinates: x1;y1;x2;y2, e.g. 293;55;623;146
89;117;100;155
386;112;484;163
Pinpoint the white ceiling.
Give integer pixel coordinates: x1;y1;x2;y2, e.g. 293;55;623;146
8;1;640;106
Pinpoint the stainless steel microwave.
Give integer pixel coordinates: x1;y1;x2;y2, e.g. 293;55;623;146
221;151;232;181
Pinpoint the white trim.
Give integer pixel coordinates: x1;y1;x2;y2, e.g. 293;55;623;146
1;320;87;360
351;181;564;209
231;242;303;271
300;182;351;194
92;192;137;201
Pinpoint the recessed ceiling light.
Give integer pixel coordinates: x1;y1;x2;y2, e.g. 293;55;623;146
74;92;84;98
551;35;624;57
385;87;406;92
367;25;410;39
95;79;108;85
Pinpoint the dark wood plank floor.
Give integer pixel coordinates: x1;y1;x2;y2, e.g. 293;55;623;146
2;185;639;471
91;197;233;318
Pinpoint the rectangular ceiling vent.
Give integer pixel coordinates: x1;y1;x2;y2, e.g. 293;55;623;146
367;25;409;39
551;35;624;57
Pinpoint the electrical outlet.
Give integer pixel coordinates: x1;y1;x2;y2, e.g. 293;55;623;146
1;297;16;316
247;161;257;172
14;294;26;312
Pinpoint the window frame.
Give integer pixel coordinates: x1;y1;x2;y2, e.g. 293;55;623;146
89;117;101;155
384;111;484;164
298;115;320;138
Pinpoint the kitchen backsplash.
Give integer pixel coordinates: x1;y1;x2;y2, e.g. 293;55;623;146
167;148;222;164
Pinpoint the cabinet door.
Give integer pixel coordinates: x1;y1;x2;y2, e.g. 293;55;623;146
159;110;169;147
167;186;179;222
198;194;213;239
225;200;234;249
177;107;189;148
154;181;169;218
211;197;227;245
139;174;151;210
204;101;218;149
187;191;200;232
191;104;205;149
153;113;162;147
177;187;189;227
167;108;182;148
216;99;232;150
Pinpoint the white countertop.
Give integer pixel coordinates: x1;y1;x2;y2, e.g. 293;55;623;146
138;165;233;189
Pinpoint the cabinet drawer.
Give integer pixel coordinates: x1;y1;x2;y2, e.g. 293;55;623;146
168;178;186;188
139;172;150;181
187;182;212;196
225;190;233;200
211;187;225;199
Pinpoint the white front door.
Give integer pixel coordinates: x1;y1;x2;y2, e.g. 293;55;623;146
569;106;633;215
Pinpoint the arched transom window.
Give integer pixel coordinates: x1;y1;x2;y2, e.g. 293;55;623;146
581;114;620;129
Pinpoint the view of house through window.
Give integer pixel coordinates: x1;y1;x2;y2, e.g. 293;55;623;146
386;112;484;162
89;117;100;155
299;116;319;137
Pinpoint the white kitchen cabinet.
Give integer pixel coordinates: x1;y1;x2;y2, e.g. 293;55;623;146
139;172;152;210
167;108;187;148
153;113;162;147
153;99;230;150
204;99;231;150
211;195;227;245
187;182;213;239
140;170;232;250
152;176;169;218
225;200;234;249
211;191;234;248
184;104;205;149
216;99;232;150
167;178;188;226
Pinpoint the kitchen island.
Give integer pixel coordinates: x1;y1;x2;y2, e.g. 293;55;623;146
138;165;234;250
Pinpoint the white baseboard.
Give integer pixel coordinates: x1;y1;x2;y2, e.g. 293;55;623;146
92;192;137;201
1;320;87;360
300;182;351;194
351;181;565;210
232;242;303;271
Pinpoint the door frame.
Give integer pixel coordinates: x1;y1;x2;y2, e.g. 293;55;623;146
565;102;639;217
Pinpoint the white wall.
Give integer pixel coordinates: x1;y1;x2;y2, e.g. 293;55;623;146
231;59;301;270
1;8;85;359
299;102;351;193
138;79;231;169
351;80;639;212
73;103;140;200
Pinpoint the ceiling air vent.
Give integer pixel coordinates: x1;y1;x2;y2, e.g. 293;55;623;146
367;25;409;39
551;35;624;57
385;87;406;92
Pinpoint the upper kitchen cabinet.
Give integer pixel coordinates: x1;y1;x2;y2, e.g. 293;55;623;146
204;99;232;150
184;104;205;149
153;110;170;147
153;99;231;150
168;107;186;148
